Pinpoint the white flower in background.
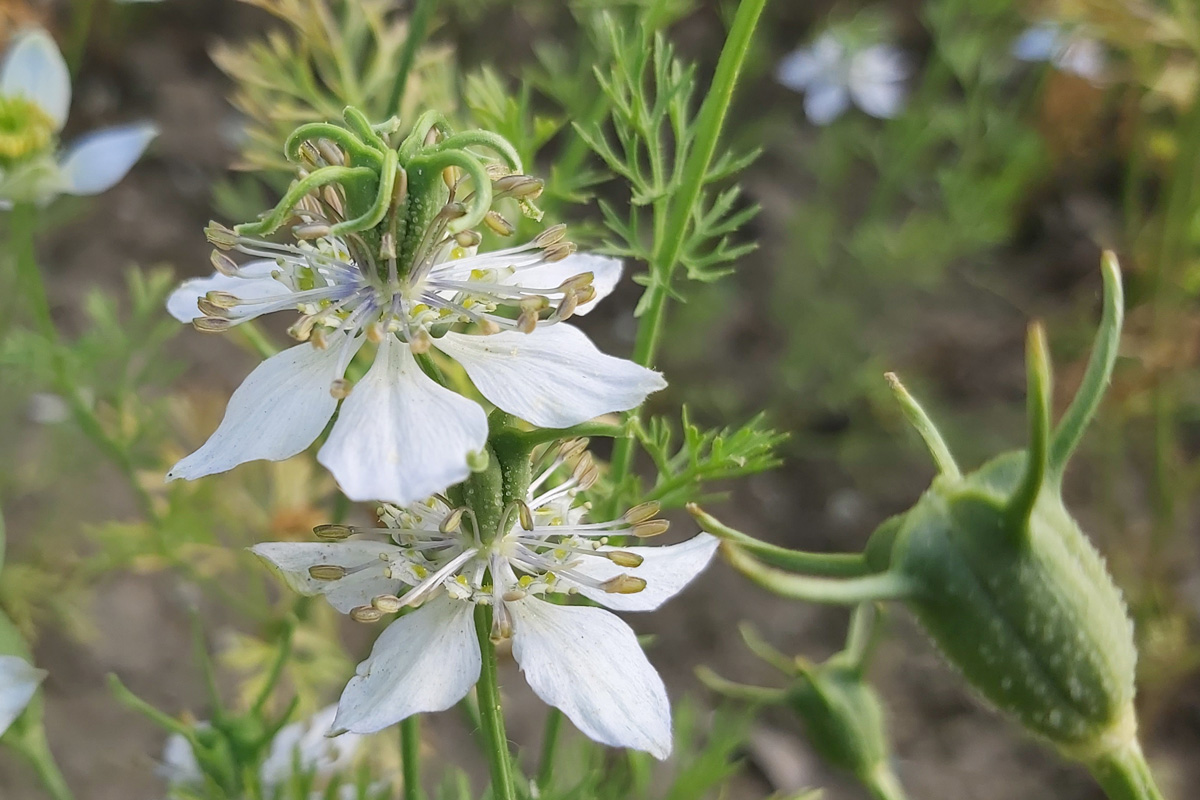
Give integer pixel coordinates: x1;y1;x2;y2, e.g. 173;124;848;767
777;32;911;125
0;654;46;736
252;444;719;758
1012;22;1106;85
160;704;362;793
166;219;663;506
0;28;157;205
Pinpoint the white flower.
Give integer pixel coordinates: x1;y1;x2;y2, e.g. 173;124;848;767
0;28;157;205
160;704;361;793
777;33;911;125
1012;22;1106;84
166;222;663;506
252;446;719;759
0;654;46;737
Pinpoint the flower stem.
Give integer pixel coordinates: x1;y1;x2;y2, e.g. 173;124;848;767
401;715;421;800
14;727;76;800
1086;740;1166;800
864;764;909;800
473;605;517;800
609;0;767;486
535;708;563;793
387;0;438;118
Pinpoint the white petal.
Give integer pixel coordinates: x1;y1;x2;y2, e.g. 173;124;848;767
0;654;46;737
509;599;671;759
1057;38;1106;82
58;122;158;196
1012;24;1060;62
167;337;358;481
260;704;362;787
503;253;622;316
1;29;70;130
776;35;843;91
434;325;666;429
333;595;479;734
159;731;204;787
803;81;851;125
318;335;487;505
849;46;910;119
166;262;284;323
566;533;719;612
250;541;406;614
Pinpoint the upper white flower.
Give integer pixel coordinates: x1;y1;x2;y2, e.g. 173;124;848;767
166;219;663;506
0;28;157;205
777;32;911;125
252;445;718;759
0;654;46;737
1012;22;1106;85
160;704;362;794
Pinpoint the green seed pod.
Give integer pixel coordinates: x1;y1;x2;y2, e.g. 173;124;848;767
700;608;908;800
696;257;1166;800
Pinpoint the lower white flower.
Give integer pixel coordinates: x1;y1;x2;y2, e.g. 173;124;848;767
166;218;662;506
160;704;361;794
777;32;911;125
252;447;718;759
0;654;46;737
0;28;157;205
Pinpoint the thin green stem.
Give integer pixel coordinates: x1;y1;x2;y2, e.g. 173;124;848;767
722;543;914;605
387;0;439;118
1086;740;1166;800
694;666;788;704
689;504;871;577
473;606;517;800
535;708;563;793
864;764;909;800
1007;325;1051;532
13;728;75;800
609;0;767;485
401;715;421;800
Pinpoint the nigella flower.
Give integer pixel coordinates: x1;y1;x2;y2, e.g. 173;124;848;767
777;32;911;125
0;654;46;736
160;704;362;794
166;217;663;505
251;444;719;758
1012;22;1106;85
0;28;157;205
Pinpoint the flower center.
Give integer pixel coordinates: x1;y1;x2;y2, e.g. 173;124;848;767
0;96;55;166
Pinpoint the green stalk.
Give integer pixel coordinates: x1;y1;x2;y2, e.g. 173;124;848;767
401;716;421;800
473;606;517;800
387;0;438;118
12;727;75;800
609;0;767;484
1086;741;1166;800
864;764;909;800
535;708;563;793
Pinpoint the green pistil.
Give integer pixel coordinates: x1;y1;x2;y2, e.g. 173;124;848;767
0;97;56;167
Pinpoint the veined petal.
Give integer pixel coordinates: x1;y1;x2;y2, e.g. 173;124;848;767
260;704;361;787
1;29;70;131
565;533;719;612
167;336;359;481
502;253;623;316
434;325;666;429
509;599;672;759
803;81;851;125
166;263;284;323
0;654;46;737
58;122;158;196
333;595;479;734
317;335;488;505
1012;24;1060;62
250;541;406;614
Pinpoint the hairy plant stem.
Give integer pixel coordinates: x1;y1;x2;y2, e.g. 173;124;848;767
401;715;421;800
608;0;767;488
1086;741;1166;800
535;707;563;792
473;605;517;800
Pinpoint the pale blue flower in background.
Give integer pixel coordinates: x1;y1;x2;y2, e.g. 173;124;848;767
0;654;46;737
0;28;157;205
1012;22;1107;84
777;32;911;125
